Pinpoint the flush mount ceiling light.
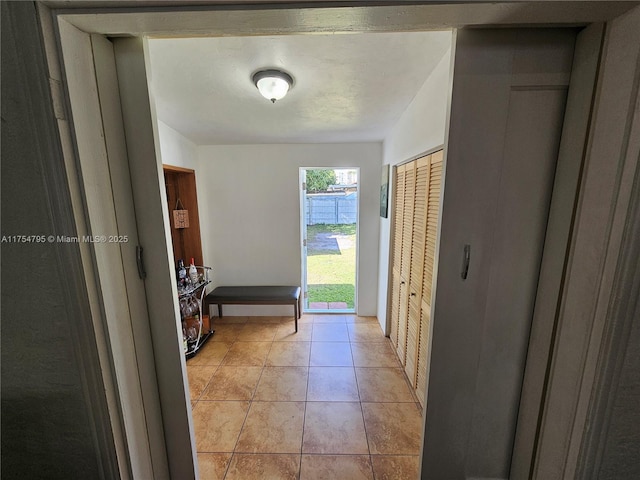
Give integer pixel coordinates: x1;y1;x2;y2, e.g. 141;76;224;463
252;69;294;103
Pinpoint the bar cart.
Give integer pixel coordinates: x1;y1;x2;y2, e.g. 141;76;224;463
178;265;213;358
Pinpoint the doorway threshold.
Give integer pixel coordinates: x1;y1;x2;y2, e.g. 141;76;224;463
305;309;355;314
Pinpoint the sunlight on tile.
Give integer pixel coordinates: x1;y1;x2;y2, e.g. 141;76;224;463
185;314;424;479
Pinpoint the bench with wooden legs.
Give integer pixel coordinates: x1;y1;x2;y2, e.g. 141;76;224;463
204;286;302;332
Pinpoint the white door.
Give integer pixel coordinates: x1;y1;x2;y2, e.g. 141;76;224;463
111;37;198;480
58;24;196;479
92;35;174;479
421;28;577;479
58;22;172;479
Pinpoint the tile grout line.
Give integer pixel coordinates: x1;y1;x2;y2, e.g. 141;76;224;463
190;315;412;478
351;336;375;471
224;326;269;479
223;327;243;480
298;328;313;480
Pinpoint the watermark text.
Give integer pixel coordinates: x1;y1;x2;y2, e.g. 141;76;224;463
1;234;129;244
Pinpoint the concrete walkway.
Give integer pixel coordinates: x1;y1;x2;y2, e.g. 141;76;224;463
308;231;354;253
309;301;349;309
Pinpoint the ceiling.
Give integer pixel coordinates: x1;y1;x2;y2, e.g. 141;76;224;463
147;31;451;145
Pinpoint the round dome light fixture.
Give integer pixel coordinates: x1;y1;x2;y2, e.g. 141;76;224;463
252;69;294;103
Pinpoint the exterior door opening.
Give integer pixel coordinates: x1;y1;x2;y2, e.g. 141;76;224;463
301;168;358;313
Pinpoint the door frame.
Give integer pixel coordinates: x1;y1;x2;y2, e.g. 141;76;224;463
300;168;308;310
300;167;359;314
38;2;640;479
51;21;168;480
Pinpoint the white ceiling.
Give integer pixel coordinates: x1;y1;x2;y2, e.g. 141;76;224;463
147;31;451;145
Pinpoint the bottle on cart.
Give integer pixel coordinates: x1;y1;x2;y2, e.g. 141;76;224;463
177;259;187;288
189;258;199;285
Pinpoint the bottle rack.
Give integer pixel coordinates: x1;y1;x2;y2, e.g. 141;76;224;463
178;266;213;358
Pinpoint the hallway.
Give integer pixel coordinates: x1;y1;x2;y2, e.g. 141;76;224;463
186;314;422;479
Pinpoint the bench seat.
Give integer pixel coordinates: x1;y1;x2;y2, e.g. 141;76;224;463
204;286;301;332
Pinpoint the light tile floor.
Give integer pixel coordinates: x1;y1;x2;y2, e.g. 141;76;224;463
187;314;422;479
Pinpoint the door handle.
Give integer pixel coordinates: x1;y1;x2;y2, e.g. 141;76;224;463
461;244;470;280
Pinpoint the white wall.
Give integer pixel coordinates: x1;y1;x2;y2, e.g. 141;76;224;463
376;42;453;332
196;143;382;316
157;120;198;170
157;120;212;268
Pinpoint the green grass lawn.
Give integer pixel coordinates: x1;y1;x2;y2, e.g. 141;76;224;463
306;224;356;308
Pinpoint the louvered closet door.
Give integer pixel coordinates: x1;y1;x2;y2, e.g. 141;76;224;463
416;151;443;406
396;161;417;365
389;165;406;349
405;155;430;385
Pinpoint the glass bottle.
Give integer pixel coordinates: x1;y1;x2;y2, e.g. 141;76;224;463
189;258;199;285
177;259;187;288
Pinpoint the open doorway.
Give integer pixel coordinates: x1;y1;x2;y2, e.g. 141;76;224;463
301;168;358;313
46;2;608;476
59;26;451;480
